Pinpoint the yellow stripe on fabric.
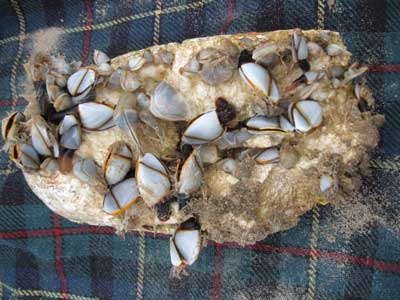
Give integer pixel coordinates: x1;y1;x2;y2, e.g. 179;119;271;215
370;158;400;172
307;2;325;299
0;280;99;300
9;0;26;103
0;168;17;176
317;0;326;30
136;232;146;300
153;0;162;46
0;0;214;46
0;35;19;46
306;206;321;300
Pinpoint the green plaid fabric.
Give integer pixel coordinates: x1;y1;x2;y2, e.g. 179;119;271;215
0;0;399;299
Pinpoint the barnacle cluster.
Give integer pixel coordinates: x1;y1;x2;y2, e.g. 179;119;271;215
2;29;383;272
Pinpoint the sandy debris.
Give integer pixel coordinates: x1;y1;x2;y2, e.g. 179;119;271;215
28;27;65;55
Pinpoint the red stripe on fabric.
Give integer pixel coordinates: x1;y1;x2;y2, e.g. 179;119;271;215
222;242;400;274
80;226;167;239
1;227;400;273
53;214;68;300
82;0;93;65
0;226;165;239
0;99;27;106
369;64;400;73
219;0;235;34
0;228;54;238
316;249;400;273
63;227;115;235
0;227;114;239
212;243;223;300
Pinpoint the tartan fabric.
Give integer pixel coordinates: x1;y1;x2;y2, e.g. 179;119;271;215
0;0;400;299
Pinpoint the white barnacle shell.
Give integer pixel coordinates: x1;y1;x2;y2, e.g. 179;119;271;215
73;157;100;184
176;152;202;196
136;153;171;207
307;41;324;56
216;129;253;150
54;93;74;112
46;75;61;102
97;62;113;76
182;110;224;145
31;117;59;157
239;62;280;103
297;36;308;60
254;147;280;164
108;69;122;89
344;63;368;83
179;58;201;76
78;102;114;131
298;82;320;100
279;115;295;132
113;108;141;151
71;89;92;105
51;55;72;75
67;68;96;97
103;177;140;215
304;71;324;84
320;32;332;43
291;30;308;62
170;238;183;267
289;100;323;133
219;158;238;176
120;70;141;92
252;43;279;65
2;111;25;142
40;157;59;175
246;116;282;134
113;108;138;135
198;144;219;164
170;219;202;267
128;53;146;71
93;49;110;66
10;143;40;170
51;72;67;88
320;175;333;192
158;50;175;65
103;142;133;186
326;44;343;56
150;81;188;121
136;92;150;110
199;56;234;85
59;115;81;150
139;110;160;131
70;61;83;73
143;50;154;63
197;48;220;64
113;96;141;153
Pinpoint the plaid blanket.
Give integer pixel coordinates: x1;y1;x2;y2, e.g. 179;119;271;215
1;0;399;299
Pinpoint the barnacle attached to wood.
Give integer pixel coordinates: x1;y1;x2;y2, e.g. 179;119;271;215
2;112;26;149
103;142;133;186
2;29;383;273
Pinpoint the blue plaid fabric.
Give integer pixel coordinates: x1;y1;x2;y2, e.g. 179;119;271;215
0;1;400;299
